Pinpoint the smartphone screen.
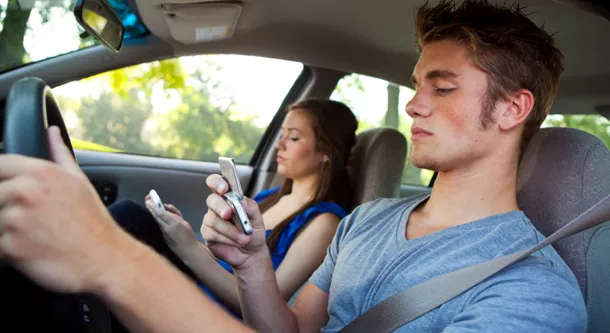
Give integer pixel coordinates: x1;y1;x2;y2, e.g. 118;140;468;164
218;157;244;198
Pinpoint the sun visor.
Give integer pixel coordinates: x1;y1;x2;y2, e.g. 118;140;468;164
160;1;243;44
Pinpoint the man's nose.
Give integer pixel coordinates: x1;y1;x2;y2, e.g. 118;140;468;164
405;91;432;118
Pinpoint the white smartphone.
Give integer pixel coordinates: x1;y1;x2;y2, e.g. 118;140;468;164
148;189;166;216
218;157;253;235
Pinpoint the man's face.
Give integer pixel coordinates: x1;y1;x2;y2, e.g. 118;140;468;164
407;40;501;172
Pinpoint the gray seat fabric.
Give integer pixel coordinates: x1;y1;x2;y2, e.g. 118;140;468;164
349;127;408;207
516;127;610;333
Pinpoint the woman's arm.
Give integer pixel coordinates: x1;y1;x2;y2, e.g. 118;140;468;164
146;196;340;313
180;212;340;313
179;242;244;313
273;213;340;300
144;199;245;313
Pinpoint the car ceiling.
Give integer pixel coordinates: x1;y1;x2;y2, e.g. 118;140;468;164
132;0;610;116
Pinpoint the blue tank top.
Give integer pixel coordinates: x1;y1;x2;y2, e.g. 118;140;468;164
198;187;348;314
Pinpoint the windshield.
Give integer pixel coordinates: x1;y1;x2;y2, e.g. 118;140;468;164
0;0;149;73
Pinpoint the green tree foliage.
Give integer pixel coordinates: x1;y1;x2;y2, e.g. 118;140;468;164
0;0;33;72
333;73;365;108
153;74;263;164
55;57;266;164
87;58;186;100
0;0;80;72
76;91;156;154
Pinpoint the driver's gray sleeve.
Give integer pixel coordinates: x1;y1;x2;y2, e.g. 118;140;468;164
309;210;353;294
308;203;367;293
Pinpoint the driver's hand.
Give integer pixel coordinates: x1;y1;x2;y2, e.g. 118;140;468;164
0;126;135;294
201;174;268;271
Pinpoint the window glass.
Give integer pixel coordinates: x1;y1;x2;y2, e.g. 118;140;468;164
53;54;304;164
331;73;434;186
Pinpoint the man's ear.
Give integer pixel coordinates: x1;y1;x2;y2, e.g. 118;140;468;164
497;89;534;131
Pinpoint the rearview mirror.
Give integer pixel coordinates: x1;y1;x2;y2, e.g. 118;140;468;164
74;0;125;52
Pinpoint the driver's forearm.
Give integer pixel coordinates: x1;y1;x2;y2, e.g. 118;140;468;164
179;242;242;314
235;249;299;333
95;232;252;333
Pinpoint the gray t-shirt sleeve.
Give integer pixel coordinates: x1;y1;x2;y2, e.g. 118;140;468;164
442;256;587;333
309;214;349;293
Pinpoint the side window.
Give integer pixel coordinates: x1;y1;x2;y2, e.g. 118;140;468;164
331;74;434;187
543;114;610;148
53;55;304;164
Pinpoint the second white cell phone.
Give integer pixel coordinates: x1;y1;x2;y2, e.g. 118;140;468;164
218;157;253;235
148;189;166;216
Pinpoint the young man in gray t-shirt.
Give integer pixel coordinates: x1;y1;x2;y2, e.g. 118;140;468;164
199;1;586;332
0;0;586;332
308;195;585;332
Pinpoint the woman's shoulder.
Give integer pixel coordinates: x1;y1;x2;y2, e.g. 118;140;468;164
302;201;349;220
270;200;349;256
254;186;281;203
274;201;347;250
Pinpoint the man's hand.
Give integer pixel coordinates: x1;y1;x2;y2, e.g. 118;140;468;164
0;126;133;294
0;127;258;333
201;174;268;270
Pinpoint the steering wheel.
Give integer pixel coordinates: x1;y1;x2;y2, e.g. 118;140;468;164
1;78;111;332
4;77;74;158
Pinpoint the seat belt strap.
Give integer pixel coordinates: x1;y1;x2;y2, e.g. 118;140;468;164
339;193;610;333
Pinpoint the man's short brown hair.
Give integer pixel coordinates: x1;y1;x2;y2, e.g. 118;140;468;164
414;0;564;158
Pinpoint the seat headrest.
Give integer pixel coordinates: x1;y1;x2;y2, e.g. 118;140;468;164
517;127;610;296
350;127;407;207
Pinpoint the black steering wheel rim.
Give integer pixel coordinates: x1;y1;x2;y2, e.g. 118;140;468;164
0;78;92;332
4;77;74;159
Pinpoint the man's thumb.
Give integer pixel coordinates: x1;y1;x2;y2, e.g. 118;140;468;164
48;126;80;174
243;198;265;230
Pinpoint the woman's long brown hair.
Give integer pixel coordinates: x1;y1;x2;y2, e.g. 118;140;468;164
258;99;358;252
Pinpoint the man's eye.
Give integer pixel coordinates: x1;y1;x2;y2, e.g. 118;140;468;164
436;88;455;96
